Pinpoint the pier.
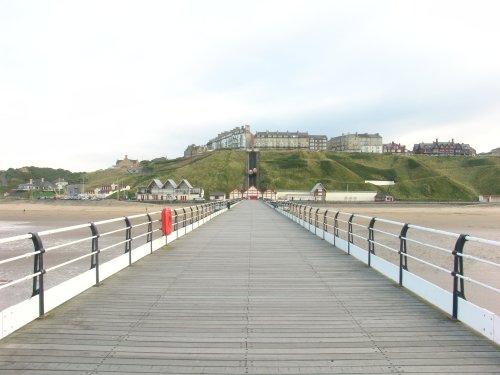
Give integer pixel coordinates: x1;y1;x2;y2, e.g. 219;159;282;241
0;201;499;374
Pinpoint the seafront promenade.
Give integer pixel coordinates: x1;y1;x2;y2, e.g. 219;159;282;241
0;200;499;374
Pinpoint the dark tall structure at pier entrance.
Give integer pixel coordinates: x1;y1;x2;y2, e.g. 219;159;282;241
247;150;258;189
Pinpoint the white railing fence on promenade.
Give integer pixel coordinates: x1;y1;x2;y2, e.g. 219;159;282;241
267;200;500;345
0;200;239;340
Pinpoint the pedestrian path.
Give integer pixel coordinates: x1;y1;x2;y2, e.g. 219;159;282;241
0;200;499;374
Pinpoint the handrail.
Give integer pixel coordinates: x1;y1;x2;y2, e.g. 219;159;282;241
270;199;500;344
0;199;240;339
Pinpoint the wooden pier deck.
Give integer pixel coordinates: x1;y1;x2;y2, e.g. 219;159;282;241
0;200;499;374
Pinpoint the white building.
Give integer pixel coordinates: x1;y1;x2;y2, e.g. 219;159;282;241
275;183;326;201
207;125;253;151
242;186;262;200
136;179;204;202
325;191;377;202
229;189;243;200
479;195;500;203
275;183;377;202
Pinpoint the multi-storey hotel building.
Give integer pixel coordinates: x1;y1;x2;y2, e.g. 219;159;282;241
328;133;383;153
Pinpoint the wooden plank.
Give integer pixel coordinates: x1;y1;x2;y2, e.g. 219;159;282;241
0;200;499;374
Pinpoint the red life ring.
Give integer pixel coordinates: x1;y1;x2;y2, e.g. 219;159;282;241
161;208;172;235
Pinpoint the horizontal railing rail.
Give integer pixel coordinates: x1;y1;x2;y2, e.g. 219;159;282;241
268;199;500;344
0;199;239;339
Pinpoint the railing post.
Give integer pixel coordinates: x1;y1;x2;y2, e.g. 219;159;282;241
347;214;354;254
452;234;467;319
182;208;187;234
146;213;153;253
308;207;313;231
173;209;179;235
315;208;320;235
367;217;376;267
89;222;100;285
30;232;45;317
323;210;328;239
334;211;340;246
124;217;132;265
399;224;410;286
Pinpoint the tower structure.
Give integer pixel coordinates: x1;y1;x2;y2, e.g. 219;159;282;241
247;150;258;189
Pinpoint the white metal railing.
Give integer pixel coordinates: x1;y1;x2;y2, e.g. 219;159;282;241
268;200;500;344
0;200;238;339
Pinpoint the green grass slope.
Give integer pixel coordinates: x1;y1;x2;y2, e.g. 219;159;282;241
258;151;499;201
258;151;369;191
132;150;247;195
2;150;499;202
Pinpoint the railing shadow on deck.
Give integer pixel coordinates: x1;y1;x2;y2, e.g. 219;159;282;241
266;199;500;345
0;199;239;340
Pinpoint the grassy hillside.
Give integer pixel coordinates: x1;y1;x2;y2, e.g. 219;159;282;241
259;151;368;191
133;150;247;195
258;151;500;201
2;150;499;201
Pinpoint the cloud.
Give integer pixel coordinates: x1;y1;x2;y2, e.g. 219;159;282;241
1;1;499;171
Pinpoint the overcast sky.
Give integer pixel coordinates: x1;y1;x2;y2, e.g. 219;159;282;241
1;1;499;172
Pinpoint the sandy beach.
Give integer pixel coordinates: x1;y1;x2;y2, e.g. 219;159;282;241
0;200;193;236
1;200;499;239
322;202;500;242
0;199;169;221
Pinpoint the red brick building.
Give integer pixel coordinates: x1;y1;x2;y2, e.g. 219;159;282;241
413;139;476;156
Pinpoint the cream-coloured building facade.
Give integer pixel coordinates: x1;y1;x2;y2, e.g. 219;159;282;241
254;131;309;149
328;133;383;153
